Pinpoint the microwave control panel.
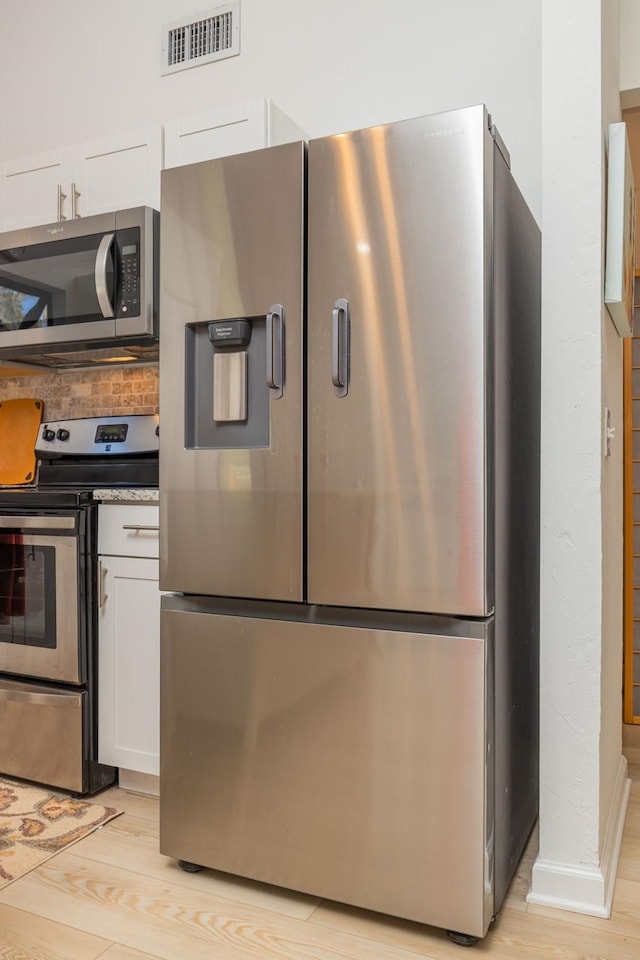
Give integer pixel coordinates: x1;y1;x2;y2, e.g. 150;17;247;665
116;228;140;317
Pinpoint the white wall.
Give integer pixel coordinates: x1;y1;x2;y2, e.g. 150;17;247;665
600;0;625;853
0;0;541;222
620;0;640;104
528;0;628;917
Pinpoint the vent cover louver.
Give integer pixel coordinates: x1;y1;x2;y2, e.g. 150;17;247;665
162;4;239;75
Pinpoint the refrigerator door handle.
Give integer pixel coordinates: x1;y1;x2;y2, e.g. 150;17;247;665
332;297;350;397
266;304;285;399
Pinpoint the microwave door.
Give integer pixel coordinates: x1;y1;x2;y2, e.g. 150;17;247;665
0;230;117;350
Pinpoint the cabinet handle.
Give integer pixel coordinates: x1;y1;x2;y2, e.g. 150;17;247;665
57;184;67;221
98;559;108;609
122;524;160;532
71;182;81;219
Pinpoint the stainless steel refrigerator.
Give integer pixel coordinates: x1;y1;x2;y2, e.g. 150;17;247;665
159;104;540;942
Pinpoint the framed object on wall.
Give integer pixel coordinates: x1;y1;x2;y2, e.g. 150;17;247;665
605;121;636;338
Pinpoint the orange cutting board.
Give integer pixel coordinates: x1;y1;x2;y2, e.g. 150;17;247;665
0;398;44;486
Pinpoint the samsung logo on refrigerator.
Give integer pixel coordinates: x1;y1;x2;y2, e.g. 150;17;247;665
423;127;465;142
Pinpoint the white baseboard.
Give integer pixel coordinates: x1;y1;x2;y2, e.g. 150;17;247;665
118;768;160;798
600;754;632;912
527;755;630;917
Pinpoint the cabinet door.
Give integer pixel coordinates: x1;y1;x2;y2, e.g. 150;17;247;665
163;98;270;168
98;555;160;776
73;128;162;216
0;149;67;230
164;99;306;170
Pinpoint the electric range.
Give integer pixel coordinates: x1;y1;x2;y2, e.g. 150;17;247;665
0;414;158;794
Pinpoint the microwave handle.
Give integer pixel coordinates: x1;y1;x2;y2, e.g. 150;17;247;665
95;233;115;319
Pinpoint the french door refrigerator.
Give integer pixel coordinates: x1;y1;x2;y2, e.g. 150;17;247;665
159;104;540;942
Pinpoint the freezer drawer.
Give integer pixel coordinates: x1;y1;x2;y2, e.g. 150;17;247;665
0;678;85;792
160;600;493;937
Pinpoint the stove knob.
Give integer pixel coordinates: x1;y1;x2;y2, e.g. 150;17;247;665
42;428;55;442
56;428;70;441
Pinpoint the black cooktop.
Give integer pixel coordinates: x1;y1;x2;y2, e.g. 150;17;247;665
0;455;158;509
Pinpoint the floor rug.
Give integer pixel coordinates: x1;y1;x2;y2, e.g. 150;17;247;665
0;776;121;889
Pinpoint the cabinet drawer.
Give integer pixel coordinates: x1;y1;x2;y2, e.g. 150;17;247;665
99;504;160;558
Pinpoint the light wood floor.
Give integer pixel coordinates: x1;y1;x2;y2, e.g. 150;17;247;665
1;759;640;959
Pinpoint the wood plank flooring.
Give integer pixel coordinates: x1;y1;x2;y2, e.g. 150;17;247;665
1;762;639;958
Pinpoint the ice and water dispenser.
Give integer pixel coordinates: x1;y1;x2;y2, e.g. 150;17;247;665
184;305;284;449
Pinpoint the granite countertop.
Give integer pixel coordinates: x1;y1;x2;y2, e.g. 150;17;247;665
93;488;159;503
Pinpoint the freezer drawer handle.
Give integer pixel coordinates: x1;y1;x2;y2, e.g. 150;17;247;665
95;233;115;319
266;304;285;399
332;298;350;397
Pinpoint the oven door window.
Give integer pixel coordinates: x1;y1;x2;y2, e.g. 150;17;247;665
0;232;114;331
0;535;56;648
0;531;80;684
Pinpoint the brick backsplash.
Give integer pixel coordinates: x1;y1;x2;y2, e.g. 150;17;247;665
0;364;159;421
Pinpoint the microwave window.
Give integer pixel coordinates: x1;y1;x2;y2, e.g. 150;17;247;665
0;287;48;330
0;234;114;330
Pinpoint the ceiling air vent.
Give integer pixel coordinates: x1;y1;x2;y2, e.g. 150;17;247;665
162;4;240;76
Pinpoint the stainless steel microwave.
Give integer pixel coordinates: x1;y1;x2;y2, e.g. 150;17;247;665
0;206;158;368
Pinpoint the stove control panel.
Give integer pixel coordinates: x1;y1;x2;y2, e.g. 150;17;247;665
36;414;159;458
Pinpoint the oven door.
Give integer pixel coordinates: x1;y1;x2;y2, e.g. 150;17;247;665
0;515;81;684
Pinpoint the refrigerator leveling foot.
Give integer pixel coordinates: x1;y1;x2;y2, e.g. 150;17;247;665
178;860;204;873
446;930;480;947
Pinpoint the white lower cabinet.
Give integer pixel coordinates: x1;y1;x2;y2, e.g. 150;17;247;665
98;504;161;788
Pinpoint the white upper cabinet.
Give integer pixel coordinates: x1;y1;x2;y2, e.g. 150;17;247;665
1;148;67;231
0;100;304;232
0;127;162;233
74;128;162;217
163;97;307;169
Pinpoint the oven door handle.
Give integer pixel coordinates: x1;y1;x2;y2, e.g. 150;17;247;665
95;233;115;319
0;686;76;707
0;516;75;530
